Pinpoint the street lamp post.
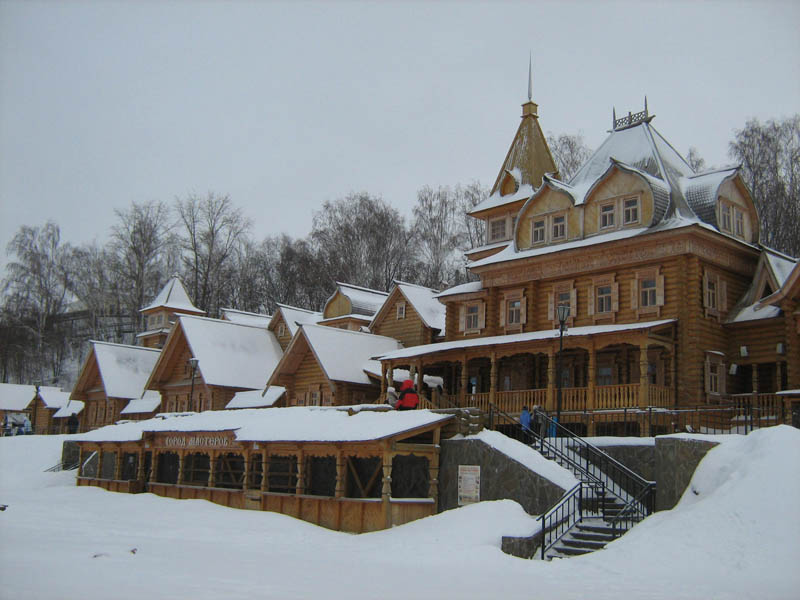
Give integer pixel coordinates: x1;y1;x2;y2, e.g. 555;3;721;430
188;357;199;412
556;304;570;430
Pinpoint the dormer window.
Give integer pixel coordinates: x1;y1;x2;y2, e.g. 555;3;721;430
623;197;640;225
396;302;406;320
734;209;744;237
600;204;615;229
721;203;732;232
277;323;286;337
532;219;545;244
552;214;566;240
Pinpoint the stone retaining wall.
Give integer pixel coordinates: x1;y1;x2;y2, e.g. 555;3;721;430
654;437;719;511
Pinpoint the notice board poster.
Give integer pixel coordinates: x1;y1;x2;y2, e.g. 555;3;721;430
458;465;480;505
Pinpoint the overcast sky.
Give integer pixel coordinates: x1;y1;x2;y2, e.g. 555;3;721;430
1;1;798;264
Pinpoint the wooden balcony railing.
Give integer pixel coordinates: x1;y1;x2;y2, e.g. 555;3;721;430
494;389;547;413
561;388;587;412
595;384;639;410
648;385;672;408
461;393;491;412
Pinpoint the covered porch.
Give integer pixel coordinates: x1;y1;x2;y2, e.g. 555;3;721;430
378;320;677;416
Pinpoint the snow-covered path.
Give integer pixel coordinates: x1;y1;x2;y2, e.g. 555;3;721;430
1;428;798;600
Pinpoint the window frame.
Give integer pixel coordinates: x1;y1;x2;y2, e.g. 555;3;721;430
531;218;546;244
396;301;406;320
599;202;616;230
489;216;508;243
588;275;618;322
551;213;567;241
703;268;727;319
548;281;576;327
500;288;526;332
623;196;640;225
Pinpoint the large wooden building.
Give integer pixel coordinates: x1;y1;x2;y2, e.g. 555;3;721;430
378;96;798;434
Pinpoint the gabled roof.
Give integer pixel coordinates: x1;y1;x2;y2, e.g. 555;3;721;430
0;384;61;412
120;391;162;415
36;388;71;409
92;341;161;400
54;400;84;418
140;275;204;315
270;324;403;387
324;282;389;318
149;315;284;391
220;308;271;328
79;406;453;444
269;304;323;337
226;386;286;409
470;99;558;217
434;281;485;299
727;247;798;323
371;281;446;332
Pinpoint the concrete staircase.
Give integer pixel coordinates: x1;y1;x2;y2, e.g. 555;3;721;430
548;519;616;558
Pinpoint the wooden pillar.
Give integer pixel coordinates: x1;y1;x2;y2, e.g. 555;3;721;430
177;451;185;485
149;450;158;484
670;349;677;408
382;447;393;529
335;451;346;498
208;451;217;488
430;429;441;510
137;448;146;482
416;359;424;400
97;449;104;480
752;364;759;394
460;356;468;405
242;449;250;490
114;447;123;481
546;348;556;411
381;362;388;397
639;341;649;408
260;450;269;492
587;344;596;411
295;451;305;496
489;353;498;405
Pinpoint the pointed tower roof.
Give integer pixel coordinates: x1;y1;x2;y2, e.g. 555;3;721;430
139;275;205;315
469;61;559;218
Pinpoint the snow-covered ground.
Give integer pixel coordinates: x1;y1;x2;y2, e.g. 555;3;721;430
1;427;798;599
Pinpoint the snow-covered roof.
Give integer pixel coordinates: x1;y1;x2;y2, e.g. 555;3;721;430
470;184;533;215
220;308;271;328
78;406;453;443
36;388;70;409
434;281;485;299
464;240;512;257
299;324;403;385
176;315;284;390
120;391;162;415
681;167;739;226
727;303;782;323
764;249;797;288
0;384;61;412
94;342;161;400
273;304;323;337
325;282;389;317
226;386;286;409
317;313;372;325
373;282;446;332
140;276;204;314
54;400;84;418
377;319;676;361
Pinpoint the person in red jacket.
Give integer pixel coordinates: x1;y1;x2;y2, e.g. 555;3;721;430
396;379;419;411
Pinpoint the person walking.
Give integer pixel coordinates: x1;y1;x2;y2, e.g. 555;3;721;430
395;379;419;411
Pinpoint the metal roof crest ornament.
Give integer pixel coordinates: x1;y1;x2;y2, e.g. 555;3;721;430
612;96;654;131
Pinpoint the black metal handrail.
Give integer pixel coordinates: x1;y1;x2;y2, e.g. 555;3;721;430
608;481;655;537
44;460;79;472
537;482;583;560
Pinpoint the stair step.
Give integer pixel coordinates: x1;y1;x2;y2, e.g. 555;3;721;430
576;524;616;535
572;531;614;542
561;538;608;550
552;545;596;556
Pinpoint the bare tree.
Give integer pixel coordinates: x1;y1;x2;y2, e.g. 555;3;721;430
110;200;173;327
729;116;800;256
412;185;462;288
457;181;488;251
686;147;706;172
311;192;414;292
175;193;251;314
547;132;593;181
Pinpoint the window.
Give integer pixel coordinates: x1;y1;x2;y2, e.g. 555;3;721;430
396;302;406;320
532;219;545;243
596;286;612;313
597;366;613;386
465;305;479;330
507;299;522;324
641;278;657;306
548;282;576;325
623;197;639;224
703;269;727;318
600;204;615;229
734;209;744;237
552;214;566;240
705;352;726;395
489;218;507;242
277;323;286;337
721;203;732;232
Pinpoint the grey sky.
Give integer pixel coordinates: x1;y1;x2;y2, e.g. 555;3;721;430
1;1;798;263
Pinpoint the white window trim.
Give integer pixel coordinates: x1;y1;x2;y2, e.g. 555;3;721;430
622;196;640;226
531;218;546;245
599;202;616;230
396;301;406;320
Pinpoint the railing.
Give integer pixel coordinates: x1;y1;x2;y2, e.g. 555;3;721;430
609;481;656;538
562;388;586;411
648;385;672;408
44;460;79;472
494;389;546;414
595;384;638;409
537;483;583;559
462;393;491;412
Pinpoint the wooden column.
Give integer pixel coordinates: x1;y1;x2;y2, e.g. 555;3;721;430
430;429;441;510
208;451;217;488
97;449;104;480
381;362;388;397
242;449;250;490
260;450;269;492
177;451;185;485
546;349;556;411
587;344;596;411
416;359;424;400
137;449;146;482
114;447;123;481
752;364;759;394
670;349;678;408
460;356;468;405
382;446;393;529
639;341;649;408
335;451;346;498
149;451;158;484
489;353;498;406
295;451;305;495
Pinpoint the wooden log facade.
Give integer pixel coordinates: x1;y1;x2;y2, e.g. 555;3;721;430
75;410;451;533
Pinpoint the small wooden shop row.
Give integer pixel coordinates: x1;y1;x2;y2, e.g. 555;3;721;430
76;415;452;533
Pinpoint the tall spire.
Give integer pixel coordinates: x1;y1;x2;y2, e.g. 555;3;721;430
527;53;532;102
